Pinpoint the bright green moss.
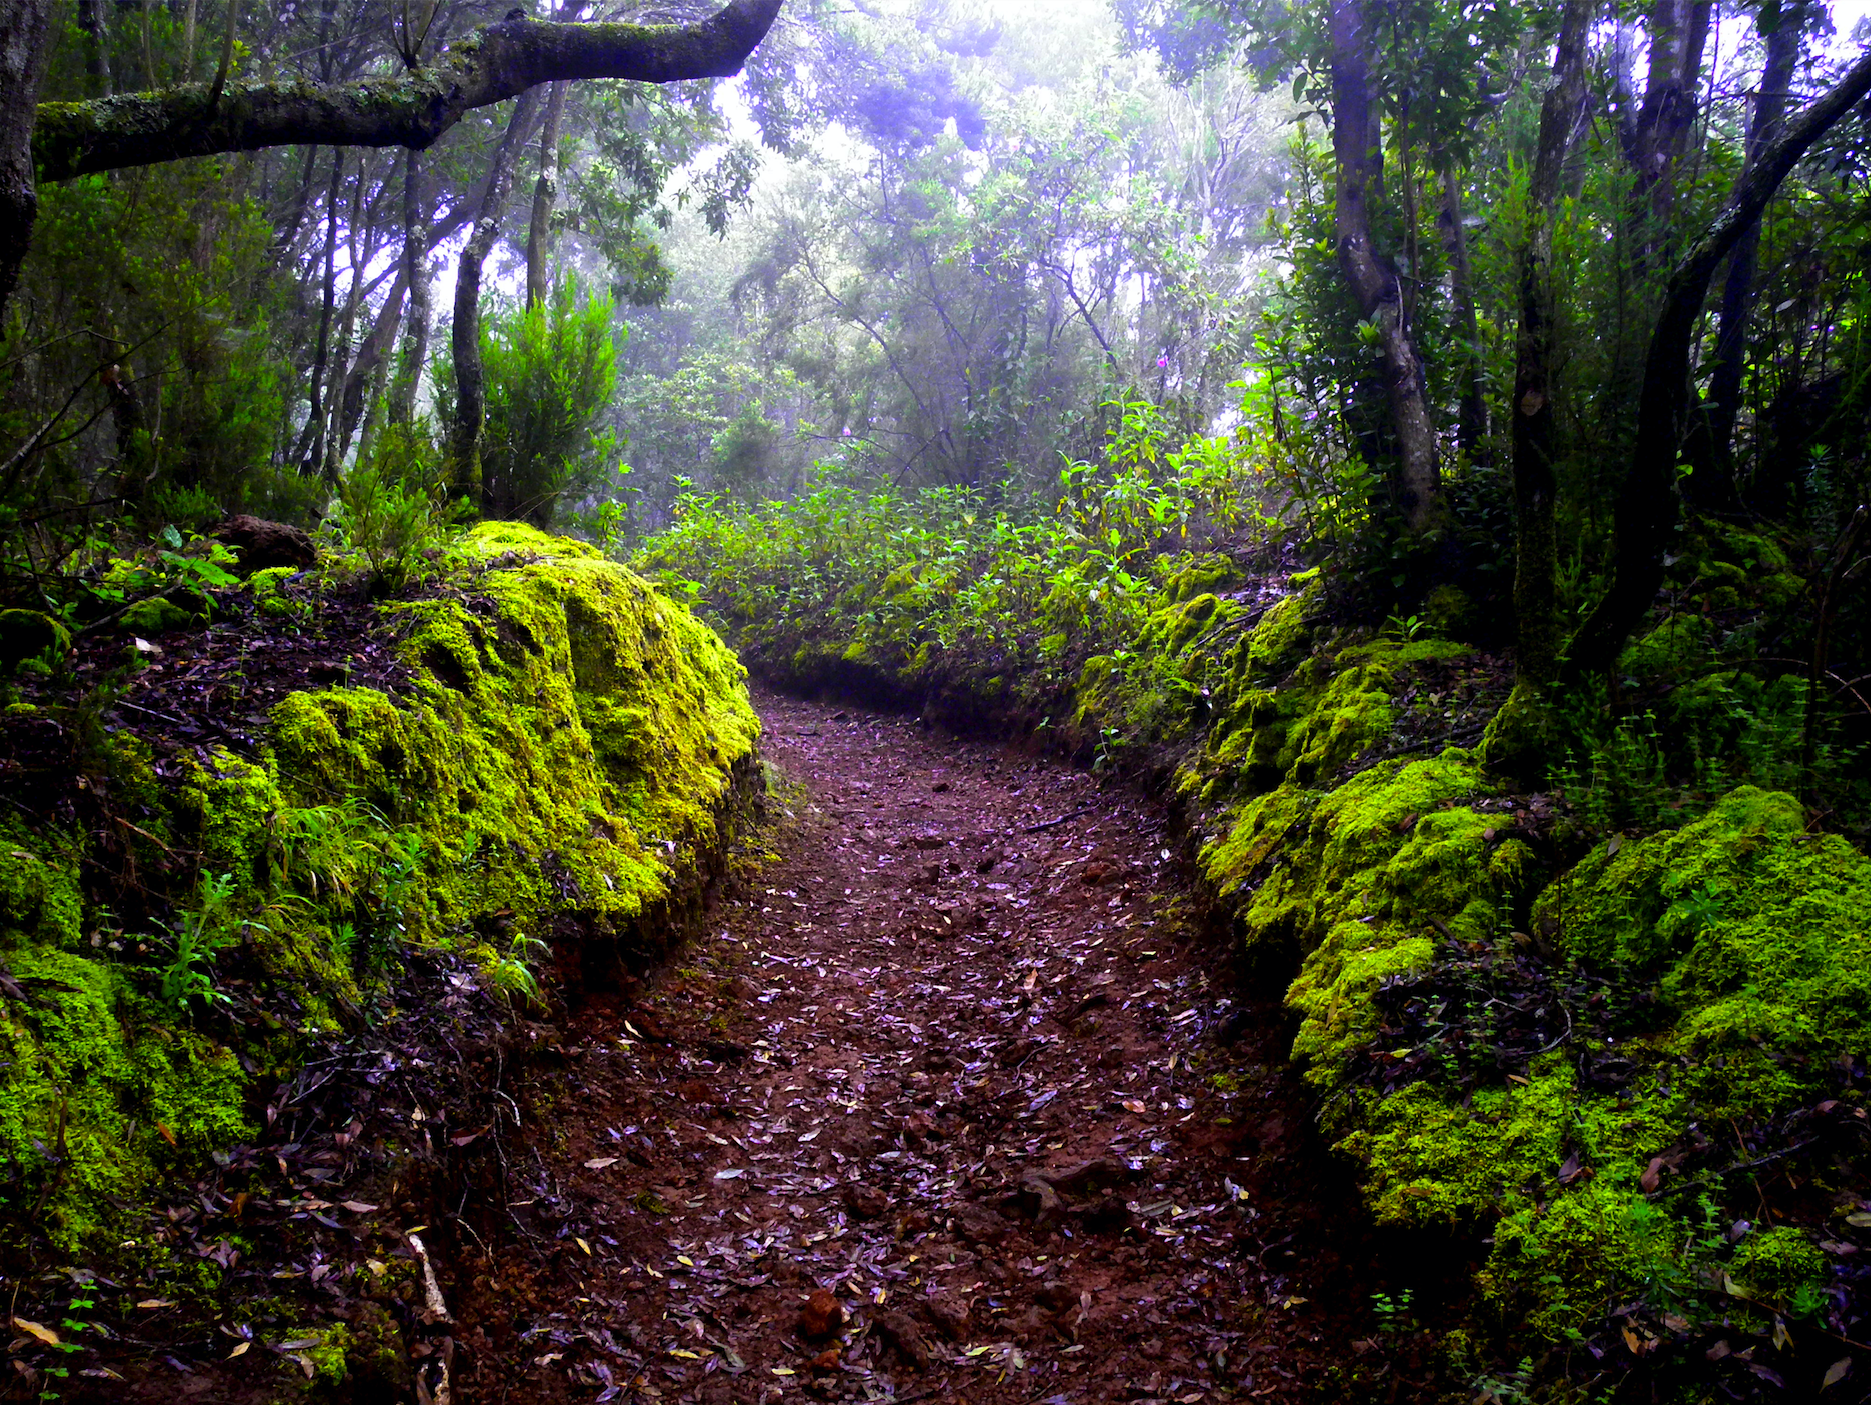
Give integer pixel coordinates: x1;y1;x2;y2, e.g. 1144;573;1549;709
1537;786;1871;1117
0;948;250;1251
1142;592;1230;655
1729;1225;1826;1308
0;522;758;1257
0;826;82;950
1246;580;1318;675
1158;553;1239;604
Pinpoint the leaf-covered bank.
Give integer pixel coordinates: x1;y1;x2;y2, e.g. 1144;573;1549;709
0;522;758;1394
641;486;1871;1401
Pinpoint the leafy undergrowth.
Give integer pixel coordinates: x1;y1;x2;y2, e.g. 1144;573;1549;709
640;487;1871;1401
0;522;759;1396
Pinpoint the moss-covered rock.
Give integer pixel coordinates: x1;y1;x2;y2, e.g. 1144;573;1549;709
0;523;759;1255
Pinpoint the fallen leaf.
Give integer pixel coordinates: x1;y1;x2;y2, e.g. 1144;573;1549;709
227;1341;250;1359
715;1167;745;1180
341;1201;378;1214
1846;1211;1871;1228
1122;1099;1148;1115
135;1299;176;1310
156;1122;177;1146
575;1237;592;1256
12;1318;59;1346
1823;1357;1852;1390
1640;1157;1665;1194
584;1158;619;1170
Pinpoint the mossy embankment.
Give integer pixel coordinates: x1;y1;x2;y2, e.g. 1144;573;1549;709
643;494;1871;1398
0;522;758;1389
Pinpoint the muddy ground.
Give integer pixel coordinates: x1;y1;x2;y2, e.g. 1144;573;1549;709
434;687;1437;1405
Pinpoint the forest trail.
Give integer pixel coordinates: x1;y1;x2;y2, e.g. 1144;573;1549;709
453;687;1394;1405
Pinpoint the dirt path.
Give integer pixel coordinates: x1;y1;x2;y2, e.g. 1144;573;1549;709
453;687;1397;1405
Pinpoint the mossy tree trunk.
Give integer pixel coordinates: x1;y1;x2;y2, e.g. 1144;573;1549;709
0;0;54;323
1483;0;1591;784
526;81;569;310
1510;0;1591;694
1564;40;1871;683
1329;0;1440;534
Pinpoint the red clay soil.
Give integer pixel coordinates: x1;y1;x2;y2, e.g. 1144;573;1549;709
438;687;1431;1405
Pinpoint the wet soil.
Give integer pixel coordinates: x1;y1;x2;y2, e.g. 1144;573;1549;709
439;687;1427;1405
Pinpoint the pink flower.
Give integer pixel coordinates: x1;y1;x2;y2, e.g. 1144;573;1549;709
1156;355;1169;369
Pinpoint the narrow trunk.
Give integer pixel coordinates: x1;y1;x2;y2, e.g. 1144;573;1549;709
1628;0;1713;276
339;279;406;459
1436;162;1487;461
1565;40;1871;682
1700;4;1803;491
449;90;540;510
0;0;56;325
300;150;343;476
1329;0;1439;532
390;147;430;423
323;158;369;481
526;80;569;307
75;0;112;93
1510;0;1591;694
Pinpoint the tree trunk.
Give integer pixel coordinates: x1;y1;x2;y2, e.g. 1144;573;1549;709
1436;162;1487;462
1697;3;1804;502
390;147;430;423
526;81;569;308
1510;0;1591;694
300;150;344;477
450;90;540;511
0;0;55;326
75;0;112;93
1564;39;1871;683
34;0;786;180
339;279;406;460
1329;0;1439;532
1627;0;1713;275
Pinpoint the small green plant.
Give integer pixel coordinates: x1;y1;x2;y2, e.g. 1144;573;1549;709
326;422;461;592
156;872;258;1016
1370;1287;1417;1338
485;933;548;1007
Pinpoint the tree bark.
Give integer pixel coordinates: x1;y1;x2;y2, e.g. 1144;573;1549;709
1565;39;1871;683
1511;0;1592;693
390;146;430;423
1329;0;1439;532
526;80;569;308
1626;0;1713;273
0;0;55;325
1436;161;1486;462
33;0;785;180
1698;2;1804;497
449;91;540;510
75;0;112;93
300;149;344;479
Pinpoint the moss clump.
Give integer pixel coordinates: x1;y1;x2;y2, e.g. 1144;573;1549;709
1319;783;1871;1352
0;609;72;673
0;522;759;1255
1728;1225;1826;1308
0;944;250;1251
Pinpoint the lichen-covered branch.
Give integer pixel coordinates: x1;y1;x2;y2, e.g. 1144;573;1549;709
32;0;784;181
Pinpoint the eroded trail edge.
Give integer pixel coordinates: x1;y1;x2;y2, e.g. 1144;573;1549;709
456;688;1373;1405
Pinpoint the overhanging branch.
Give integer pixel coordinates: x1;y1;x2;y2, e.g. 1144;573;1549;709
33;0;784;181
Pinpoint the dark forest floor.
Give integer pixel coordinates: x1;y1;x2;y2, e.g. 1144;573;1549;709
435;686;1434;1405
